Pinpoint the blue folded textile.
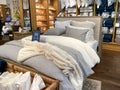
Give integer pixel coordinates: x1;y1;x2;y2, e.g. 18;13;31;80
101;0;107;4
97;0;114;12
106;4;115;12
103;34;112;42
0;59;7;73
103;39;112;42
103;20;114;27
103;34;112;39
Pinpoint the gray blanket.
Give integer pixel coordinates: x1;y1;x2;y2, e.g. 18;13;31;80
0;39;94;90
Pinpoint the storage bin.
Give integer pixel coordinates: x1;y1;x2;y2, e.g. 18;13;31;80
6;61;59;90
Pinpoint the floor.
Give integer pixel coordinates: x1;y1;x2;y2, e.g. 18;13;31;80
89;46;120;90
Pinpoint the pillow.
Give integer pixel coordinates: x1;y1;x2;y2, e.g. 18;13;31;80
44;28;66;35
66;25;89;42
70;20;95;29
70;20;95;42
55;20;71;29
32;30;40;42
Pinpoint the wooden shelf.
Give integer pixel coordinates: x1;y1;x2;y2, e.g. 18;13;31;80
30;0;58;31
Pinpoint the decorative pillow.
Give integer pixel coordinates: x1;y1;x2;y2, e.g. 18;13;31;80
70;20;95;42
44;28;66;35
66;25;89;42
32;30;40;42
55;20;71;29
70;20;95;29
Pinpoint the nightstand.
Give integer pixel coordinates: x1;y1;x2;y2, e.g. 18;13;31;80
13;32;32;40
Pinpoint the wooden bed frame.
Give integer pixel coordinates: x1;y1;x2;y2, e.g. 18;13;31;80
1;16;102;90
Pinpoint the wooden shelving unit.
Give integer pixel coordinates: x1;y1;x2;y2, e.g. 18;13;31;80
0;5;10;22
48;0;58;28
58;1;96;17
29;0;59;33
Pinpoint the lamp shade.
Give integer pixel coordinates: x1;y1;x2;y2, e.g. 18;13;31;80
0;0;7;5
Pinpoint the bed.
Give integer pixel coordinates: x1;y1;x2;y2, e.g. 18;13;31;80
0;16;102;90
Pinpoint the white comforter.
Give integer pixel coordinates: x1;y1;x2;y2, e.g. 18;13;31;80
23;35;100;68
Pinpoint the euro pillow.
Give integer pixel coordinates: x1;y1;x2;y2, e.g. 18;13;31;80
55;20;71;29
66;25;89;42
70;20;95;29
44;28;66;35
70;20;95;42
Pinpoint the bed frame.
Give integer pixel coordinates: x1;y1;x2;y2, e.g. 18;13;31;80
56;16;102;57
1;16;102;90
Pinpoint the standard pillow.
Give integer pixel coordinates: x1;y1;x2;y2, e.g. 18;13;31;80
44;28;66;35
55;20;71;29
70;20;95;29
66;25;89;42
70;20;95;42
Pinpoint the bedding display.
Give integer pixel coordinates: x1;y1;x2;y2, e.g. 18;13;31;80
0;17;102;90
6;62;59;90
0;71;45;90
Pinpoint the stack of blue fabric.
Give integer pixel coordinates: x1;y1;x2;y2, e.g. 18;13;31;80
103;20;114;27
97;0;115;13
103;34;112;42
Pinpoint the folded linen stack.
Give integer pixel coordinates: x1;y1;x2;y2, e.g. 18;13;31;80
0;71;45;90
115;35;120;44
103;20;114;27
103;34;112;42
115;28;120;44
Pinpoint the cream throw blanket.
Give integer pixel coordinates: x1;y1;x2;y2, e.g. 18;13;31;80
17;39;83;90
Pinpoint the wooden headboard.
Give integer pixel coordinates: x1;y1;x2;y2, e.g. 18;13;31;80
56;16;102;57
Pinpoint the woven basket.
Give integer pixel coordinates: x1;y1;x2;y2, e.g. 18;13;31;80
13;32;31;40
12;25;20;32
6;62;59;90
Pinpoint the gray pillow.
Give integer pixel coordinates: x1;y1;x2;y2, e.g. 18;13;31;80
44;28;66;35
55;20;71;29
70;20;95;42
66;26;89;42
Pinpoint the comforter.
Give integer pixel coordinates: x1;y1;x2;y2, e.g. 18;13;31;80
0;35;100;90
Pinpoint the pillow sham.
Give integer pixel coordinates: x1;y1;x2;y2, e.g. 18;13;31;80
70;20;95;29
55;20;71;29
70;20;95;42
44;28;66;35
66;25;89;42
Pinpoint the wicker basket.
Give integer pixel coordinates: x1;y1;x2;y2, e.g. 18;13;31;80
6;61;59;90
13;32;31;40
12;25;20;32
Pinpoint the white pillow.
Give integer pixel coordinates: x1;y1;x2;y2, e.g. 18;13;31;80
55;20;71;29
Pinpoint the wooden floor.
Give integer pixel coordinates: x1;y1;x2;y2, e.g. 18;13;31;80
89;47;120;90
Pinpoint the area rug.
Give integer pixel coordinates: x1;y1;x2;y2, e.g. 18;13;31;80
83;79;101;90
